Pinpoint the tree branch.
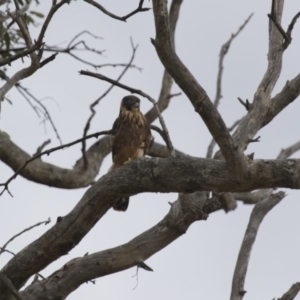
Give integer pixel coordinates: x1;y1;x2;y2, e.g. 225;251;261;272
219;0;285;156
278;282;300;300
1;155;300;296
0;130;112;195
151;0;246;174
230;191;285;300
214;13;253;108
0;273;23;300
0;0;69;68
0;218;51;255
83;0;150;22
20;193;215;299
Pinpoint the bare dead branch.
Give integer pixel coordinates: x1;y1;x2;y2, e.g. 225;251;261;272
278;282;300;300
0;273;23;300
0;248;15;257
268;2;290;49
286;11;300;41
278;140;300;160
80;70;176;157
136;260;153;272
1;154;300;297
145;0;182;124
214;13;253;108
18;192;213;299
237;97;251;111
222;0;285;156
84;0;150;22
267;74;300;127
0;130;112;196
40;52;58;68
0;218;51;256
235;138;300;205
206;118;242;159
230;191;285;300
151;0;246;174
33;139;51;157
233;189;269;205
150;125;173;152
16;84;63;145
247;136;260;143
81;40;138;166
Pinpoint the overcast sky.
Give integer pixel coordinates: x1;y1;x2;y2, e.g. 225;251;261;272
1;0;300;299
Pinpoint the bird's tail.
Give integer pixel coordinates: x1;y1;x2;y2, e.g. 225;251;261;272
113;197;130;211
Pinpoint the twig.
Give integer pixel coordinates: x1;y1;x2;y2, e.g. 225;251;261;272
0;130;112;196
0;273;23;300
0;9;40;109
214;13;253;108
79;70;176;157
247;136;260;143
286;12;300;42
16;84;63;145
136;260;153;272
81;39;139;166
0;248;15;256
237;97;251;111
267;0;299;49
33;139;51;156
206;118;242;159
0;218;51;255
84;0;150;22
230;191;285;300
0;0;69;68
278;282;300;300
150;125;172;151
277;140;300;160
40;52;58;68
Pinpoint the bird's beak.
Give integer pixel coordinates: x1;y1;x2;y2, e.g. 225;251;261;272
133;102;140;108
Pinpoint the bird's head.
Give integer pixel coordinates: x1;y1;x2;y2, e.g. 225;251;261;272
120;95;140;113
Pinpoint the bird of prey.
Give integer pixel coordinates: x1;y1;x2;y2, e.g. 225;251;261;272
109;95;153;211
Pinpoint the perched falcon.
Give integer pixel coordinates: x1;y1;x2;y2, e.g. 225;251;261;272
109;95;153;211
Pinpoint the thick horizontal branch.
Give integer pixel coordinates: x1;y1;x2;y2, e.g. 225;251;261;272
0;131;112;190
1;155;300;295
0;130;179;192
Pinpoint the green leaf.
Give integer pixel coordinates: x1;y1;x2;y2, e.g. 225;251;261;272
17;0;24;5
30;11;45;18
25;15;35;25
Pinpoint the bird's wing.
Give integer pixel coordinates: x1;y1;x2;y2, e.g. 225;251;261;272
111;117;120;162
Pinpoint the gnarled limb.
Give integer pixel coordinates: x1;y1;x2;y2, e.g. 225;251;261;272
19;193;214;300
230;191;285;300
1;155;300;296
151;0;246;174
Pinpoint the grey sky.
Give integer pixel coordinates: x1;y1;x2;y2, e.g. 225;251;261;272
1;0;300;299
